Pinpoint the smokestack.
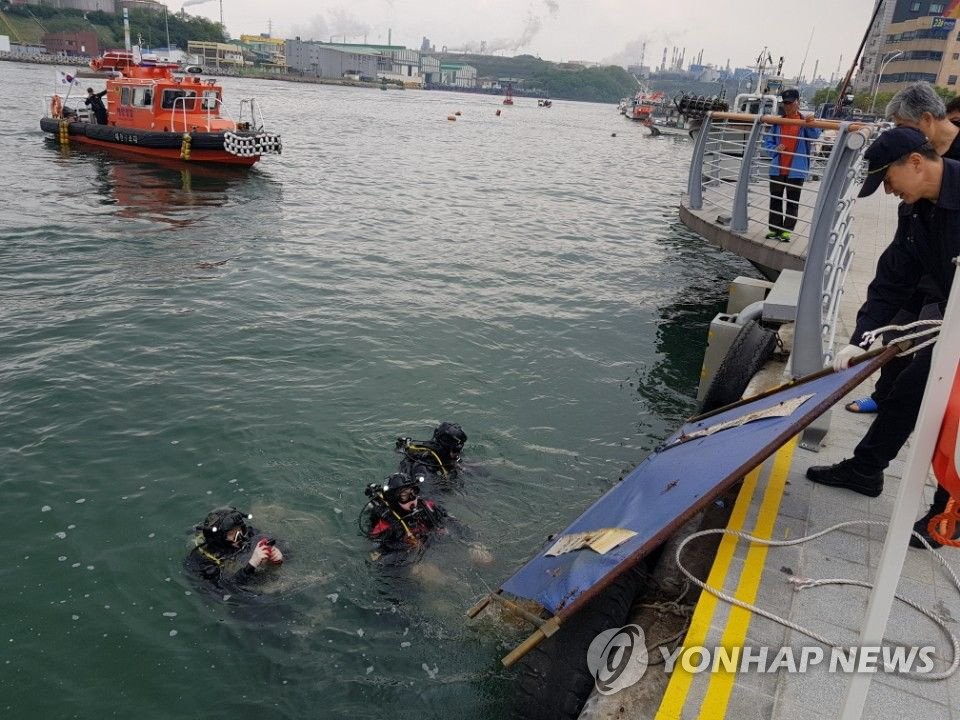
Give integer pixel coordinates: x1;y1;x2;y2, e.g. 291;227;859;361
123;8;131;51
661;47;667;72
388;27;392;46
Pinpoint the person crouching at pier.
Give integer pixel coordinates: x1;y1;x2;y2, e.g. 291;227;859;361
806;127;960;547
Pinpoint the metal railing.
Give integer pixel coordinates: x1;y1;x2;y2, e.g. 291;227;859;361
687;112;875;379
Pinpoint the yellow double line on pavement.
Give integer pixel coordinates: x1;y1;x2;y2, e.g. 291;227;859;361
655;436;798;720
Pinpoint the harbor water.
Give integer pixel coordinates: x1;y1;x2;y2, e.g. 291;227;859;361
0;62;754;719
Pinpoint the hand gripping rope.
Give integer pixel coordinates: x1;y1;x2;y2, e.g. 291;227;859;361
675;522;960;680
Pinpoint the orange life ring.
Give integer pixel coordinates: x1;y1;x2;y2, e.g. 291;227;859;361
50;95;63;118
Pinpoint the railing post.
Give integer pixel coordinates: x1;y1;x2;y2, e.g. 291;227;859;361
795;123;870;450
730;116;765;234
687;113;713;210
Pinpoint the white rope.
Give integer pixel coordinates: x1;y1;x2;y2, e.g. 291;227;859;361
860;319;942;357
675;521;960;681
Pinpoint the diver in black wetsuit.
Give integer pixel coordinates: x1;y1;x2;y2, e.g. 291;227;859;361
185;507;284;591
360;473;448;562
395;422;467;487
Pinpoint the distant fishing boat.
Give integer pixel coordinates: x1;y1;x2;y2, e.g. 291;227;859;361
41;50;282;167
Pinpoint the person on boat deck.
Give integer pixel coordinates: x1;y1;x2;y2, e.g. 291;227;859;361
846;83;960;419
185;507;284;591
362;473;448;562
395;422;468;487
806;127;960;547
761;88;820;242
85;87;108;125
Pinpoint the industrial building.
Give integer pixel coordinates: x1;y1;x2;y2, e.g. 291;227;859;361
186;41;245;70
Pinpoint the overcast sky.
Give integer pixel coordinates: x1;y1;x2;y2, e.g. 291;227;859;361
171;0;877;79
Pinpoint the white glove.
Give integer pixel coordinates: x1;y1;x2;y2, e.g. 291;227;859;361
249;539;271;569
832;343;866;372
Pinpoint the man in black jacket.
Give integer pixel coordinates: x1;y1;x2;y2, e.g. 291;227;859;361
84;87;108;124
807;127;960;545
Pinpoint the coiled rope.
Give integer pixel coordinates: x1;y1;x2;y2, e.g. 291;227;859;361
675;521;960;680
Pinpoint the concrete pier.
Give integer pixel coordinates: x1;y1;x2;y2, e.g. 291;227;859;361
582;190;960;719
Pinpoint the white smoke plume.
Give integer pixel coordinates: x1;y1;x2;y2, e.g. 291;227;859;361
286;7;370;42
181;0;213;8
543;0;559;15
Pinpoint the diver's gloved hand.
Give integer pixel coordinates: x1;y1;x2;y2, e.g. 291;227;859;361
249;539;272;569
267;545;284;565
832;343;866;372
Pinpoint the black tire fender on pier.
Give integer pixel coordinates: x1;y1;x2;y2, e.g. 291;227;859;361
699;319;777;414
513;562;647;720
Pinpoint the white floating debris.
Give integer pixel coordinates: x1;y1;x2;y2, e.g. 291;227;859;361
67;525;75;530
356;629;365;638
162;612;177;618
169;630;178;637
55;532;67;540
422;663;438;679
71;563;80;568
366;666;374;675
400;641;411;648
41;506;52;513
58;556;67;562
71;615;79;621
164;577;171;582
403;627;409;637
86;566;94;571
326;593;339;603
222;594;231;602
75;499;86;504
148;533;155;538
229;479;237;484
197;463;202;467
334;508;343;515
171;440;179;445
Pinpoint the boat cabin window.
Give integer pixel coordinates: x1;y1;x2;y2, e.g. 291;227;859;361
201;90;219;110
161;89;197;110
133;87;153;107
120;86;133;106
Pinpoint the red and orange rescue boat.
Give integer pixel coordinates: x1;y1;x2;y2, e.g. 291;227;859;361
41;51;281;167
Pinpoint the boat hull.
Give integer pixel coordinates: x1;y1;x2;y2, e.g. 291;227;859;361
40;118;261;166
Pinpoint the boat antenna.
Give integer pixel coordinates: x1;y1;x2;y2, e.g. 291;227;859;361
797;26;814;84
164;4;171;50
834;0;885;116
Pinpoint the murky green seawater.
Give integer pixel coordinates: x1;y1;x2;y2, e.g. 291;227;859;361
0;61;754;719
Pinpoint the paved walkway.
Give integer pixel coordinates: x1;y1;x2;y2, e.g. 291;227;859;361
583;191;960;719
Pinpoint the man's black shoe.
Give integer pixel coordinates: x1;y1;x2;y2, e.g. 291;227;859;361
910;506;957;549
805;459;883;497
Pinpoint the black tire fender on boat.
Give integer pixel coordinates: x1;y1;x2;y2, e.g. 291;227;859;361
699;319;777;413
513;562;647;720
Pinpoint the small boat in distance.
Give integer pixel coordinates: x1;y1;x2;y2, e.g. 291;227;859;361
624;86;663;122
41;50;281;167
537;98;552;108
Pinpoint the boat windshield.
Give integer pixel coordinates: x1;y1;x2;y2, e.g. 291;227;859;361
161;89;197;110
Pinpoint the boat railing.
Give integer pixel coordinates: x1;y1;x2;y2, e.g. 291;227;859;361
686;111;876;381
167;94;234;133
237;99;269;132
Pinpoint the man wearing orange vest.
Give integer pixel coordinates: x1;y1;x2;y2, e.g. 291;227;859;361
761;88;821;241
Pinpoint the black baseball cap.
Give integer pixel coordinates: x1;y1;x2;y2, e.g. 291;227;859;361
858;126;929;197
781;88;800;102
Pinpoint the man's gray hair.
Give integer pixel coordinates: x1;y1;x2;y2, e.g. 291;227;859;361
885;82;946;121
